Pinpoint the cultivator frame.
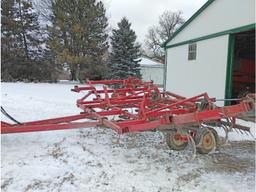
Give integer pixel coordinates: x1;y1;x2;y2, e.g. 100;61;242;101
1;77;255;154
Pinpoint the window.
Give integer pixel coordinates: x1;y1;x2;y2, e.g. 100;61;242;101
188;43;197;60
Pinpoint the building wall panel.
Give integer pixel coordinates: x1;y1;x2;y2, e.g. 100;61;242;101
168;0;255;46
166;35;229;105
141;66;164;85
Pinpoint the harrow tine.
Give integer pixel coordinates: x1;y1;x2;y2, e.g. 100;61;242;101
239;129;244;135
112;134;121;144
244;130;250;136
184;132;197;162
220;124;229;145
158;131;165;144
235;126;255;139
234;128;240;134
249;131;255;140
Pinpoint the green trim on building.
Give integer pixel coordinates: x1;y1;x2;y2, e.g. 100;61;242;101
164;23;255;49
162;0;215;47
163;49;167;91
224;34;235;106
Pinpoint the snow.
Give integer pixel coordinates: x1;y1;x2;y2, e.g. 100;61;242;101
1;82;255;192
139;57;164;67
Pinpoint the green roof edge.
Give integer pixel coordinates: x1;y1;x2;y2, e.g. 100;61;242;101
164;23;255;49
161;0;215;48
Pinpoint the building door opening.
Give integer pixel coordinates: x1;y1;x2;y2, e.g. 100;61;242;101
231;29;255;103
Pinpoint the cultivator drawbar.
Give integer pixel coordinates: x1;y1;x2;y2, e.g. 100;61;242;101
1;78;255;154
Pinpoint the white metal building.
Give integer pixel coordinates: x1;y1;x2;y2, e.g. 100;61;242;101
163;0;255;105
139;56;164;86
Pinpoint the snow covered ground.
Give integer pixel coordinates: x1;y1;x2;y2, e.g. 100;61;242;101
1;82;255;192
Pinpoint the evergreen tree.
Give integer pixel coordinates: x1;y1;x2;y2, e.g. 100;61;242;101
1;0;55;81
1;0;13;80
48;0;108;81
108;17;141;80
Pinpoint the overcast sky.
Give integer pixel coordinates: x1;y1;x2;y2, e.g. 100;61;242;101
34;0;207;44
103;0;207;43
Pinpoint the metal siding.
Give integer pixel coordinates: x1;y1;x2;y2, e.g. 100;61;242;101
168;0;255;46
166;35;229;105
141;67;164;85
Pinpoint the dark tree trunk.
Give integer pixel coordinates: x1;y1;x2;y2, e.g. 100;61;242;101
18;0;29;59
70;67;77;81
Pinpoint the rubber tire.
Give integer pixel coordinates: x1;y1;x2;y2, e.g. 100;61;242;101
207;127;220;150
194;128;217;154
165;130;188;151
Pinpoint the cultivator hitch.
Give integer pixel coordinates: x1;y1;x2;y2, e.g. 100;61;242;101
1;77;255;155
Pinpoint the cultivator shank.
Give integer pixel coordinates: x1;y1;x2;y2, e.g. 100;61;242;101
1;77;255;154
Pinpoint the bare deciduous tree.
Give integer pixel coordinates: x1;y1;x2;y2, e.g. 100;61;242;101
144;10;184;62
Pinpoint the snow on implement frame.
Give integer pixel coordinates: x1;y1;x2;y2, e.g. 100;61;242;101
1;77;255;155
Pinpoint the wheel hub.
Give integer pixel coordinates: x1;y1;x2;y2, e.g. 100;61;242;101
202;132;214;150
172;134;185;146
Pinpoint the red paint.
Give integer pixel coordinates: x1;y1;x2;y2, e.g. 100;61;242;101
1;78;255;135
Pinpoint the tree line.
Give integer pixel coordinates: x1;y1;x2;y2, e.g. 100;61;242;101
1;0;184;82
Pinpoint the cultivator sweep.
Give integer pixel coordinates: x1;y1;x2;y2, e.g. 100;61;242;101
1;77;255;154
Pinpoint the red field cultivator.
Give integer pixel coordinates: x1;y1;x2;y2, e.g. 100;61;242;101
1;78;255;154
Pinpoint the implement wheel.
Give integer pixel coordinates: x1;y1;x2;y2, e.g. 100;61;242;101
165;130;188;151
194;128;218;154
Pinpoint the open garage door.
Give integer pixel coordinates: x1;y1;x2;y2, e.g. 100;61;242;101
232;30;255;98
226;29;255;105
